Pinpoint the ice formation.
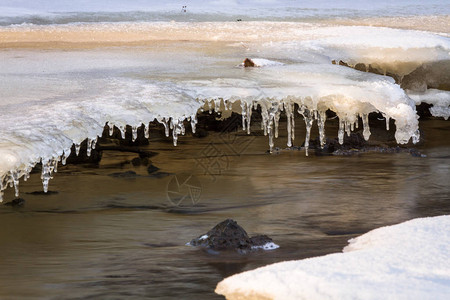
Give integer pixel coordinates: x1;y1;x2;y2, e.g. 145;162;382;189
216;215;450;300
1;14;449;201
407;89;450;120
0;62;421;201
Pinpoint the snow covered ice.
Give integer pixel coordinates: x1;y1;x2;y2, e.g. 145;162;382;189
0;1;449;201
216;215;450;300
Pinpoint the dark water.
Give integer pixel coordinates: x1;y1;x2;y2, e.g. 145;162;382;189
0;118;449;299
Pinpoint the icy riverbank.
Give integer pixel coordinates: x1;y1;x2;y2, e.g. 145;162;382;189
216;215;450;300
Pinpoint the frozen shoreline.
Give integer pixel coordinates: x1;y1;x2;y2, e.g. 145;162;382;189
216;215;450;300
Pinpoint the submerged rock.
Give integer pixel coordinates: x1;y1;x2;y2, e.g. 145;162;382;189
3;198;25;207
188;219;278;253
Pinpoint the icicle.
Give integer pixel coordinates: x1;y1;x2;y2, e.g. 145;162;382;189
274;109;281;139
362;113;371;140
412;129;420;144
131;126;138;142
91;137;98;150
344;120;351;137
338;118;345;145
118;125;126;139
385;116;390;131
299;106;314;156
246;102;253;134
61;149;70;165
12;172;19;197
75;143;81;156
109;124;114;136
208;100;213;114
41;158;58;193
144;123;150;139
241;101;247;132
171;119;184;146
190;114;197;134
285;102;295;147
161;118;170;137
317;110;326;148
86;138;93;157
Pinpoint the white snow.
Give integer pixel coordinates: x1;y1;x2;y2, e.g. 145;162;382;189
407;89;450;120
0;7;449;200
251;242;279;251
216;215;450;300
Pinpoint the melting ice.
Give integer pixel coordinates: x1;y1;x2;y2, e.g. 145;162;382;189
0;16;449;201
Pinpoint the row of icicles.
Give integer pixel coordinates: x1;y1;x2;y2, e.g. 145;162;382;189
0;98;378;202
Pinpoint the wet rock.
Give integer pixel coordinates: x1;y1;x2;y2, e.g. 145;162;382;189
65;139;103;165
243;58;255;68
108;170;140;178
307;131;425;157
147;164;160;174
131;156;150;167
3;198;25;207
188;219;278;253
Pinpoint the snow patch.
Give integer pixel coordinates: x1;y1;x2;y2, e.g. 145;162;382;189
407;89;450;120
216;215;450;300
251;242;280;251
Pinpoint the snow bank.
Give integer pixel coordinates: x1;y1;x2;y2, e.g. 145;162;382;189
407;89;450;120
216;215;450;300
0;62;420;201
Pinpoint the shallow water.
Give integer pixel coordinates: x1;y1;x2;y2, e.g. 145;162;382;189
0;118;449;299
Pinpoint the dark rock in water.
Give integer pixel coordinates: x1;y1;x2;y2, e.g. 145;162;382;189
188;219;278;253
65;139;103;165
147;164;160;174
108;170;140;178
3;198;25;207
244;58;255;68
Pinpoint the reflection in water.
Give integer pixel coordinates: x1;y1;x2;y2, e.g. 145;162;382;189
0;119;449;299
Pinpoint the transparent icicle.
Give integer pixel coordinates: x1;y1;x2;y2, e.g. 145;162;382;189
12;171;19;197
246;102;253;134
132;126;138;142
362;113;371;141
338;118;345;145
317;110;326;148
345;120;351;137
41;158;59;193
109;124;114;136
75;143;81;156
285;102;295;147
144;123;150;139
171;119;185;146
91;137;98;150
190;114;197;134
61;149;71;165
118;126;126;139
385;116;390;131
241;101;247;132
161;118;170;137
86;138;93;157
274;109;281;139
299;106;314;156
